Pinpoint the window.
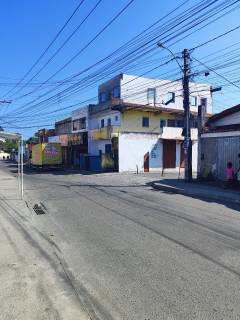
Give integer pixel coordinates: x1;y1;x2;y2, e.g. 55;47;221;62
190;96;197;106
160;119;167;128
115;115;119;122
101;119;104;128
112;86;120;98
72;117;86;131
107;118;111;126
142;117;149;127
176;120;184;128
99;92;107;103
147;88;156;104
166;92;175;103
79;117;86;130
167;119;176;127
73;120;78;131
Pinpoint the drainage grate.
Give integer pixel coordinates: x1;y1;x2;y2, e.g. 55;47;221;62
33;204;46;215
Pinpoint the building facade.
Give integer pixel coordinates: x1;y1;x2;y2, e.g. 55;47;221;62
49;118;72;165
200;104;240;181
71;106;88;166
88;74;212;173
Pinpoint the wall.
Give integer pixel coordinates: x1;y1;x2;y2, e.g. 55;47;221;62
121;110;174;134
201;135;240;180
121;74;213;114
192;141;198;172
88;139;111;156
118;133;162;172
72;106;89;133
55;118;72;135
88;109;121;156
213;111;240;127
89;110;121;130
119;133;198;173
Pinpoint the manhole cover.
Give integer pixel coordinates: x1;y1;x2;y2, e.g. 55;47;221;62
33;204;46;215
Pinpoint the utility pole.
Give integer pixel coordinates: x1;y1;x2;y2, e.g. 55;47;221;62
197;103;204;179
182;49;192;182
21;137;24;200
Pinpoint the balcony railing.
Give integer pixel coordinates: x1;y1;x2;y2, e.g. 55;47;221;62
90;125;120;140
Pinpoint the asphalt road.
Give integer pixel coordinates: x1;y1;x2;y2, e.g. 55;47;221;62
2;162;240;320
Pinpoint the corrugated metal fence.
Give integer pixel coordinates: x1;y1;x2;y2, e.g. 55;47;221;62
201;136;240;180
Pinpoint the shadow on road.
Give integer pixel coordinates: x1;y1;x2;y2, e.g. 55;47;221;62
146;179;240;213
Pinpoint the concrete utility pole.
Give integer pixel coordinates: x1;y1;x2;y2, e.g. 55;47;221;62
197;104;204;179
182;49;192;182
21;137;24;200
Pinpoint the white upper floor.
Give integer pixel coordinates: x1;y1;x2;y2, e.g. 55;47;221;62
98;74;213;114
89;110;121;131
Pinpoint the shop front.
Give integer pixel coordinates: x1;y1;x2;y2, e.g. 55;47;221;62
68;132;88;167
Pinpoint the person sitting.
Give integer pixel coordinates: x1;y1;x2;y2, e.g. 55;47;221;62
225;162;237;188
226;162;234;180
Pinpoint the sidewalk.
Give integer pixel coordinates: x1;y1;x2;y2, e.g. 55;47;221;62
150;178;240;205
0;166;91;320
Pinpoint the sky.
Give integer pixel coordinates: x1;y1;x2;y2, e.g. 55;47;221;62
0;0;239;138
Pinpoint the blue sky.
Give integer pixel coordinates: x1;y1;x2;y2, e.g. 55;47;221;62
0;0;239;138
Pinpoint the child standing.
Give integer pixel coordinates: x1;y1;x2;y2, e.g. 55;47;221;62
226;162;235;181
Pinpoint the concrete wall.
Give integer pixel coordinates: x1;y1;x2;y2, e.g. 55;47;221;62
121;110;174;134
192;141;198;172
119;133;162;172
89;110;121;130
88;139;111;156
118;133;198;173
121;74;213;114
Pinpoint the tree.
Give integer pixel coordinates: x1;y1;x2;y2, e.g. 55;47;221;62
3;140;18;153
26;136;38;144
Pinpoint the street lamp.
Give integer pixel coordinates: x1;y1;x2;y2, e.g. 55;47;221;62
157;42;183;72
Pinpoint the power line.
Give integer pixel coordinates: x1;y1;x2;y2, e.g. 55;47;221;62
1;0;86;99
10;0;103;99
5;0;238;122
192;56;240;89
9;0;221;108
12;0;135;102
191;23;240;51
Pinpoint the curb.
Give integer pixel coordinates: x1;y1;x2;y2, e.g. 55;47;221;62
150;182;240;206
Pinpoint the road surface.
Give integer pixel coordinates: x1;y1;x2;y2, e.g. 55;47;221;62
1;161;240;320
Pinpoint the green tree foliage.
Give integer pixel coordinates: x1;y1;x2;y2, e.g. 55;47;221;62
26;136;38;144
3;140;18;153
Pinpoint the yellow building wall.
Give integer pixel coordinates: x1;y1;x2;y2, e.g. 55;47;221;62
121;110;175;133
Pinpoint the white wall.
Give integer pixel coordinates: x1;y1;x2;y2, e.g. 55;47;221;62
120;74;213;114
89;110;121;130
213;111;240;126
119;133;162;172
88;139;111;156
119;133;198;173
176;142;181;168
192;141;198;172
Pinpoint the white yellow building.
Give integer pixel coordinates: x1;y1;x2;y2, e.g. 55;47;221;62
88;74;213;173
